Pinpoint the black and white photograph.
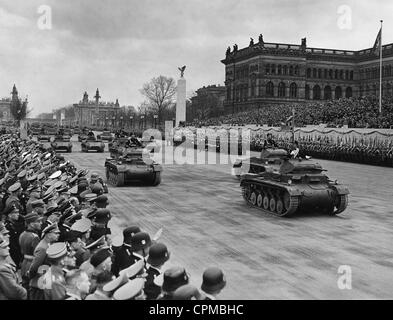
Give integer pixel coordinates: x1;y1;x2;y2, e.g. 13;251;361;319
0;0;393;307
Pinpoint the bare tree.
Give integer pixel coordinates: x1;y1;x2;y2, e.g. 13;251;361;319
140;75;177;124
10;98;32;125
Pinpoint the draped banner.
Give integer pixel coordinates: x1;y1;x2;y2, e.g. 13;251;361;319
186;125;393;148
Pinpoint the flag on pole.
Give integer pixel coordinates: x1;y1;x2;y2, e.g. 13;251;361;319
372;27;382;56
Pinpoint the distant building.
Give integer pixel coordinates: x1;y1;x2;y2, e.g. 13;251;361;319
189;85;226;120
0;84;20;121
54;89;121;127
35;113;55;120
221;35;393;113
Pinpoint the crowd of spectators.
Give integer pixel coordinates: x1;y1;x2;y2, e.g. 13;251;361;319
0;133;226;300
186;96;393;129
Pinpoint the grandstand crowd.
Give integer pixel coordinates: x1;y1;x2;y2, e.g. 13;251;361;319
186;96;393;128
0;133;226;300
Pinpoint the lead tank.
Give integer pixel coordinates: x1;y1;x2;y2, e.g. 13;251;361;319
105;146;162;187
239;148;349;216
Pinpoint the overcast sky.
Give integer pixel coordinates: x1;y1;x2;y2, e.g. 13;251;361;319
0;0;391;116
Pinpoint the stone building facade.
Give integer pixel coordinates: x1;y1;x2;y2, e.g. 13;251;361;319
189;85;226;120
56;89;121;127
0;85;20;121
221;36;393;113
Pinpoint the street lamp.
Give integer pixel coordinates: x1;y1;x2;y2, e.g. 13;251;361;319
112;116;115;128
120;116;123;129
140;115;145;130
153;115;158;129
129;116;133;129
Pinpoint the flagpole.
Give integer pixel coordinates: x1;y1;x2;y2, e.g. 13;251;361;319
379;20;383;115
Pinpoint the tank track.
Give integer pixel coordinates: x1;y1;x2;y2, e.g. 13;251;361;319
333;194;348;215
241;184;300;217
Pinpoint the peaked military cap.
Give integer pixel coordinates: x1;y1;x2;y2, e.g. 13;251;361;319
46;203;58;215
31;199;45;208
112;278;145;300
103;272;128;293
70;218;92;233
17;169;27;179
119;259;145;279
37;172;46;181
27;174;38;182
84;193;98;202
47;242;68;259
8;182;21;193
85;235;106;251
41;223;60;237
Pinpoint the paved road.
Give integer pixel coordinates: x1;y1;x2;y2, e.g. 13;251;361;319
63;139;393;299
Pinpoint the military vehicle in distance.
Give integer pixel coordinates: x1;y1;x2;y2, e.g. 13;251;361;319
37;128;51;142
105;146;162;187
81;134;105;152
237;148;349;217
98;130;113;142
51;135;72;153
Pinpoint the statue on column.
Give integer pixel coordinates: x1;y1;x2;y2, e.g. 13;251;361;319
259;34;264;44
301;37;307;48
178;65;186;78
249;38;254;46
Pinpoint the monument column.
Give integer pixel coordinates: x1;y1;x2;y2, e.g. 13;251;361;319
176;66;186;127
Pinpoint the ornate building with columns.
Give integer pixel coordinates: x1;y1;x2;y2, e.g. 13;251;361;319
72;89;120;127
221;36;393;113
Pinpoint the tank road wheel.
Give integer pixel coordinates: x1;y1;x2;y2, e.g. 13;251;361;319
151;172;161;186
256;193;263;207
269;198;276;212
276;199;284;216
250;192;257;206
263;195;270;210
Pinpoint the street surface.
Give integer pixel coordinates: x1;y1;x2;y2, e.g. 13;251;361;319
63;137;393;299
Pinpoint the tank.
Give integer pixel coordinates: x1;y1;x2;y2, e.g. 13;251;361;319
81;136;105;152
238;148;349;216
51;135;72;153
105;147;162;187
